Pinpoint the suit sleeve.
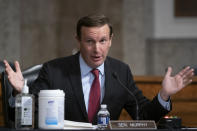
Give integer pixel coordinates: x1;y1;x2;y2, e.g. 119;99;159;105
124;65;171;122
30;62;51;96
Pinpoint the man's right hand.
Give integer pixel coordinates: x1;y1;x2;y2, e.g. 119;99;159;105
3;60;24;95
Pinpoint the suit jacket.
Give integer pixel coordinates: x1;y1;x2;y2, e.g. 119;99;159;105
30;53;170;124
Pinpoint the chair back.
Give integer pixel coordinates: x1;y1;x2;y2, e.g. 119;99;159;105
0;61;15;74
0;61;15;127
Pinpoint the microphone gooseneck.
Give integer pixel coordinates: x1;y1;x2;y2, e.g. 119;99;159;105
112;72;139;120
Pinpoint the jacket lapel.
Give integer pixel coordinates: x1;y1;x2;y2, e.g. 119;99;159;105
102;58;114;105
68;53;88;121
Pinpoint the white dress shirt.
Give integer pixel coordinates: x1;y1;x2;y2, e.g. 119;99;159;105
79;54;105;112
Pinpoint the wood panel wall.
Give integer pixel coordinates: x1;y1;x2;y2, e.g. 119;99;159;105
119;76;197;127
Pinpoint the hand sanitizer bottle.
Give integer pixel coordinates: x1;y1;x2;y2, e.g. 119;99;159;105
15;79;35;129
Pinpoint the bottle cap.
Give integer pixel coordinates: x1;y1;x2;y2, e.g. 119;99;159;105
22;79;29;94
101;104;107;108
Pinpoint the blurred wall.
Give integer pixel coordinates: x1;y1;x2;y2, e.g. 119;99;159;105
0;0;123;69
1;0;197;75
122;0;154;75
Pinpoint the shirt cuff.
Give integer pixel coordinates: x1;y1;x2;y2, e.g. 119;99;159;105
8;94;16;108
158;92;171;111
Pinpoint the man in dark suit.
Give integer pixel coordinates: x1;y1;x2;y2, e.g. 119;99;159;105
4;14;194;124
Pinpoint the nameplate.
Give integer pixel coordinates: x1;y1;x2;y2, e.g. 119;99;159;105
109;120;157;130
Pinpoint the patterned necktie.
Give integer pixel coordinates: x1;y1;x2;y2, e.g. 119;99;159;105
88;69;101;123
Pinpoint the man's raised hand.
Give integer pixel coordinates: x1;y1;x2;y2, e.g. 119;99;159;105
3;60;24;94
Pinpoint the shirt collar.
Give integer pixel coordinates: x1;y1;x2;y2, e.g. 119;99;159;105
79;54;104;76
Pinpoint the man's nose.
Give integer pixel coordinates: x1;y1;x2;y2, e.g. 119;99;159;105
94;43;100;51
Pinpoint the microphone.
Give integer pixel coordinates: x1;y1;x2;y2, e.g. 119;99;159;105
112;72;139;120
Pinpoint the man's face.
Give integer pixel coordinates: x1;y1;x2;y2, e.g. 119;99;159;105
77;24;112;68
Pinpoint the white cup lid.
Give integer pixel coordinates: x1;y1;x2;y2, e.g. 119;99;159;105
39;89;65;97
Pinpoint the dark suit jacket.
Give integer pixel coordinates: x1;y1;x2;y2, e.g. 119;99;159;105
30;53;170;124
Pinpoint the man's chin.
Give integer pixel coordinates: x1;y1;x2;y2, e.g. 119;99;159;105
90;61;103;68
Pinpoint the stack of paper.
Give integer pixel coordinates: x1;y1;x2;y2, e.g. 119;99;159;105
64;120;97;130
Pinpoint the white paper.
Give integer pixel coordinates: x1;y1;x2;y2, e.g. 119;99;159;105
64;120;97;130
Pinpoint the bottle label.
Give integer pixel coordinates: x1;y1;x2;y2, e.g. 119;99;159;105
98;116;110;125
21;96;32;125
45;100;58;125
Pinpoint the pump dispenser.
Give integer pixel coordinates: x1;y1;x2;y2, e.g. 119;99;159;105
22;79;29;93
15;79;35;129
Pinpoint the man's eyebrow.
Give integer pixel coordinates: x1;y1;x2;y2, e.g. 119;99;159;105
85;37;94;40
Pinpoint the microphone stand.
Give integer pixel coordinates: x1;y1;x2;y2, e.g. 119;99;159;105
112;72;139;120
110;72;157;130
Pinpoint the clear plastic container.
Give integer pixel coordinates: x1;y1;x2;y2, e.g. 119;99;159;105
97;104;110;130
38;90;65;129
15;79;35;129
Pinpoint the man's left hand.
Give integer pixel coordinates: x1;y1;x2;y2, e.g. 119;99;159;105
160;66;194;101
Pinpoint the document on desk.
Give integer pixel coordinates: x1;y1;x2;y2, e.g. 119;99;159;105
64;120;97;129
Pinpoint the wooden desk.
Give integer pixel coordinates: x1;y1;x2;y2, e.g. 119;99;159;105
119;76;197;127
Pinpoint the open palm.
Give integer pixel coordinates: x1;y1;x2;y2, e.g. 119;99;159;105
4;60;24;93
161;66;194;100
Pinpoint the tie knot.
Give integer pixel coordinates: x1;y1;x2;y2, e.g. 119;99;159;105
91;69;99;78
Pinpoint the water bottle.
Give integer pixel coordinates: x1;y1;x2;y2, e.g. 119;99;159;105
97;104;110;130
